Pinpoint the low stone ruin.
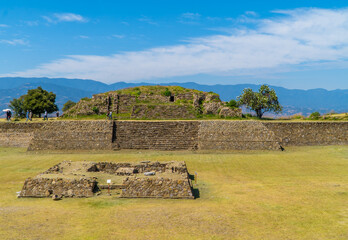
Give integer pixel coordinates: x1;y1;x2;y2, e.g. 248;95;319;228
19;161;194;199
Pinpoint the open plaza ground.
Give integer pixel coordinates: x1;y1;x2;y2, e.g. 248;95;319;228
0;146;347;239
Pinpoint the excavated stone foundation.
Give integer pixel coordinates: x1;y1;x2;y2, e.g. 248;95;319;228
19;161;194;199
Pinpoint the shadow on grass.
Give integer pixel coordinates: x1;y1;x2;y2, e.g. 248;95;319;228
192;188;200;199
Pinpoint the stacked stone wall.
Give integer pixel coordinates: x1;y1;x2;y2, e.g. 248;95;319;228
131;105;196;119
27;121;113;151
19;177;96;198
0;121;347;151
121;177;194;199
114;121;200;150
198;121;282;150
263;122;348;146
0;122;44;148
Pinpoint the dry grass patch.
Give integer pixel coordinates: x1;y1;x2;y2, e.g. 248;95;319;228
0;146;347;239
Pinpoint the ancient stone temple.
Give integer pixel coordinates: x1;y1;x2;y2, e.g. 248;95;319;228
19;161;195;199
63;85;242;119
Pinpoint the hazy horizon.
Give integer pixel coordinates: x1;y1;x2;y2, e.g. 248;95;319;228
1;1;348;90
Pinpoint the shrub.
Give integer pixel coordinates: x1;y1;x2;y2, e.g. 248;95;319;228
309;112;321;120
92;107;99;114
226;100;239;109
162;88;172;97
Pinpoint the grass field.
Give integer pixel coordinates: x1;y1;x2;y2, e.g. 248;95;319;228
0;146;347;239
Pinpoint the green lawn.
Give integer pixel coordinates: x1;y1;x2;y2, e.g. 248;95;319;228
0;146;347;239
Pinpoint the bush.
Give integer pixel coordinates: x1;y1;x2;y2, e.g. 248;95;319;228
226;100;239;109
92;107;99;114
162;88;172;97
309;112;321;120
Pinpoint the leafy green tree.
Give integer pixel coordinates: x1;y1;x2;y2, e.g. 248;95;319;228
237;85;282;118
62;100;76;112
23;87;58;117
9;96;25;118
309;111;321;120
226;99;239;109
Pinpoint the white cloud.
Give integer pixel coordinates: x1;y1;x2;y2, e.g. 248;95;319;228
112;34;125;39
6;8;348;83
0;39;28;46
181;13;201;20
0;24;9;28
138;16;157;25
43;13;87;23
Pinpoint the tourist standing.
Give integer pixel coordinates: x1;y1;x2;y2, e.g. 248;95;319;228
43;110;48;121
56;111;59;118
8;110;12;121
26;110;30;122
108;111;113;120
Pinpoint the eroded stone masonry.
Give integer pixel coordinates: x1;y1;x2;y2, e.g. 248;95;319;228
0;120;347;151
19;161;194;199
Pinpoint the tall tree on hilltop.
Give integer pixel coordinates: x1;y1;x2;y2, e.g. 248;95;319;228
237;85;282;118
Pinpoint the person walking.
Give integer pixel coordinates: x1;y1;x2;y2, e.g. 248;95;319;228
56;111;59;118
5;110;9;121
43;110;48;121
8;110;12;121
26;110;30;122
108;111;113;120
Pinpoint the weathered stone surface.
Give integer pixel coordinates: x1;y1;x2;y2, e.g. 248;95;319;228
19;177;96;198
219;107;242;118
27;121;113;151
0;120;347;151
198;121;282;150
131;105;195;119
19;160;194;199
121;177;194;199
203;102;222;115
65;86;227;119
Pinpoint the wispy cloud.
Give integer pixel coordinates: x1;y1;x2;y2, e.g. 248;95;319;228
6;8;348;84
138;16;157;25
43;13;88;24
179;12;201;24
112;34;125;39
0;39;28;46
0;24;9;28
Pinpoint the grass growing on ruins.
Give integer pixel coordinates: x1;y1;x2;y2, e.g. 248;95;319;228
0;146;347;239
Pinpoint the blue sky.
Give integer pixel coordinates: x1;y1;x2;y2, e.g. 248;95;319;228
0;0;348;89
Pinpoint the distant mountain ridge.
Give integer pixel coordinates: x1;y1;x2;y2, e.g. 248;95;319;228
0;77;347;116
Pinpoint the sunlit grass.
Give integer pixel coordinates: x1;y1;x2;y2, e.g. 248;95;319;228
0;146;347;239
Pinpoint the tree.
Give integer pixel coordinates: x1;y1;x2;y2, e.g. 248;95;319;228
237;85;282;118
22;87;58;117
309;111;321;120
62;100;76;112
9;96;25;118
226;99;239;109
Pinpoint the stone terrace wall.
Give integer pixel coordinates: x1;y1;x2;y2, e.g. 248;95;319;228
0;120;347;151
114;121;200;150
198;121;282;150
0;122;44;148
131;105;196;119
28;121;113;151
19;177;96;198
264;122;348;146
121;177;194;199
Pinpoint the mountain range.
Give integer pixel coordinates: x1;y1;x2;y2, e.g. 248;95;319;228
1;77;347;117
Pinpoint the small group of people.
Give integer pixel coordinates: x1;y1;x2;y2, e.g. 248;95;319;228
26;110;33;122
5;110;12;121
